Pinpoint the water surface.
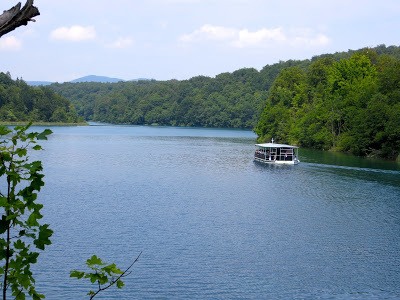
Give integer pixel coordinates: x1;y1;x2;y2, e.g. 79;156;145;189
29;125;400;299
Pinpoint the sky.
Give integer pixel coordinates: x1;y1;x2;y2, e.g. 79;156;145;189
1;0;399;82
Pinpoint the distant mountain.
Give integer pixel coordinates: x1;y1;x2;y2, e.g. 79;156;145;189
27;81;53;86
70;75;124;83
26;75;153;86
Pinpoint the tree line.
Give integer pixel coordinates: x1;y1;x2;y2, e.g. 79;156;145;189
47;44;400;159
49;69;271;129
0;72;83;124
2;44;400;158
255;47;400;159
48;57;320;128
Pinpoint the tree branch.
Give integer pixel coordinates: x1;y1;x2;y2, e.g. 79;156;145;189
89;252;142;300
0;0;40;38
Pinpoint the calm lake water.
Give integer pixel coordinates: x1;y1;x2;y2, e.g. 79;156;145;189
27;125;400;299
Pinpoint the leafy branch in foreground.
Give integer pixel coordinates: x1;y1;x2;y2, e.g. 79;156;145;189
70;252;142;299
0;123;53;300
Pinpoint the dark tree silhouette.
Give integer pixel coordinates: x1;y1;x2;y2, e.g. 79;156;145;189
0;0;39;38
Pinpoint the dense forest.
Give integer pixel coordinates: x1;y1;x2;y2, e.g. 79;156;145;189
48;44;400;132
46;44;400;159
255;47;400;159
1;44;399;159
48;68;276;129
0;72;83;123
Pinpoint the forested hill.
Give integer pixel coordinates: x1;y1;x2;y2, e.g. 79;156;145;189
48;68;276;129
48;44;400;132
255;46;400;160
45;44;400;159
0;72;83;124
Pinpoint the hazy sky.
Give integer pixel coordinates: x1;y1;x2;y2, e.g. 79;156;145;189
1;0;399;82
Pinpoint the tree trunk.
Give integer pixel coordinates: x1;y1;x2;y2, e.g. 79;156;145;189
0;0;39;38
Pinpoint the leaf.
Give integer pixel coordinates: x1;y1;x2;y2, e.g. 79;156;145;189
70;270;85;279
6;213;18;221
86;255;104;267
16;147;27;157
32;292;45;300
98;273;108;285
26;252;39;264
1;151;11;162
19;273;31;289
116;279;125;289
0;126;12;136
0;196;8;207
37;129;52;140
27;162;41;175
0;215;9;234
14;240;26;250
34;224;53;250
102;263;123;275
27;212;40;227
15;291;26;300
89;274;97;284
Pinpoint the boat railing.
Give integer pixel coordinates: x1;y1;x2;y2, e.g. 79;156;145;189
254;149;297;161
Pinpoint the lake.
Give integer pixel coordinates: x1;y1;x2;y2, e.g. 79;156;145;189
26;125;400;299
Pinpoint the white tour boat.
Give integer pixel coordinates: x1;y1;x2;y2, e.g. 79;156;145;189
254;138;300;165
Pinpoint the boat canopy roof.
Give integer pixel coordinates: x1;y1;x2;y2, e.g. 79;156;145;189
255;143;298;149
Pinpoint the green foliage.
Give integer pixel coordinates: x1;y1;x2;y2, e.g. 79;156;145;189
45;45;400;131
0;124;53;299
0;74;83;124
49;73;268;129
70;253;141;299
256;48;400;159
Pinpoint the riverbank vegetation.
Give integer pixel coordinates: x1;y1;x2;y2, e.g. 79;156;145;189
49;69;270;129
2;45;400;159
255;47;400;159
46;44;400;159
0;72;84;124
0;121;87;126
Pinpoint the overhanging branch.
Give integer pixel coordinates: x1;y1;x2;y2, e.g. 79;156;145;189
0;0;40;38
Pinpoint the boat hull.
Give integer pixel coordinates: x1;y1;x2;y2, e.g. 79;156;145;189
254;157;300;165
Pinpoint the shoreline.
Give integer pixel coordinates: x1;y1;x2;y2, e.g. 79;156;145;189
0;121;88;126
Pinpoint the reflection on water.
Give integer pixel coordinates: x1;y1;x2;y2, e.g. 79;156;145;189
300;147;400;171
298;148;400;187
27;125;400;299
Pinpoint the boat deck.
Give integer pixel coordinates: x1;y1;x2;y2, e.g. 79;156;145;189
254;141;299;165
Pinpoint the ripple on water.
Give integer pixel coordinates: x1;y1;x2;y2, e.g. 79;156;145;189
29;126;400;299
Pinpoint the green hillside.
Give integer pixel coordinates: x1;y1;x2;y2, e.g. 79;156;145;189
49;59;311;129
34;44;400;158
0;72;83;124
255;47;400;159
